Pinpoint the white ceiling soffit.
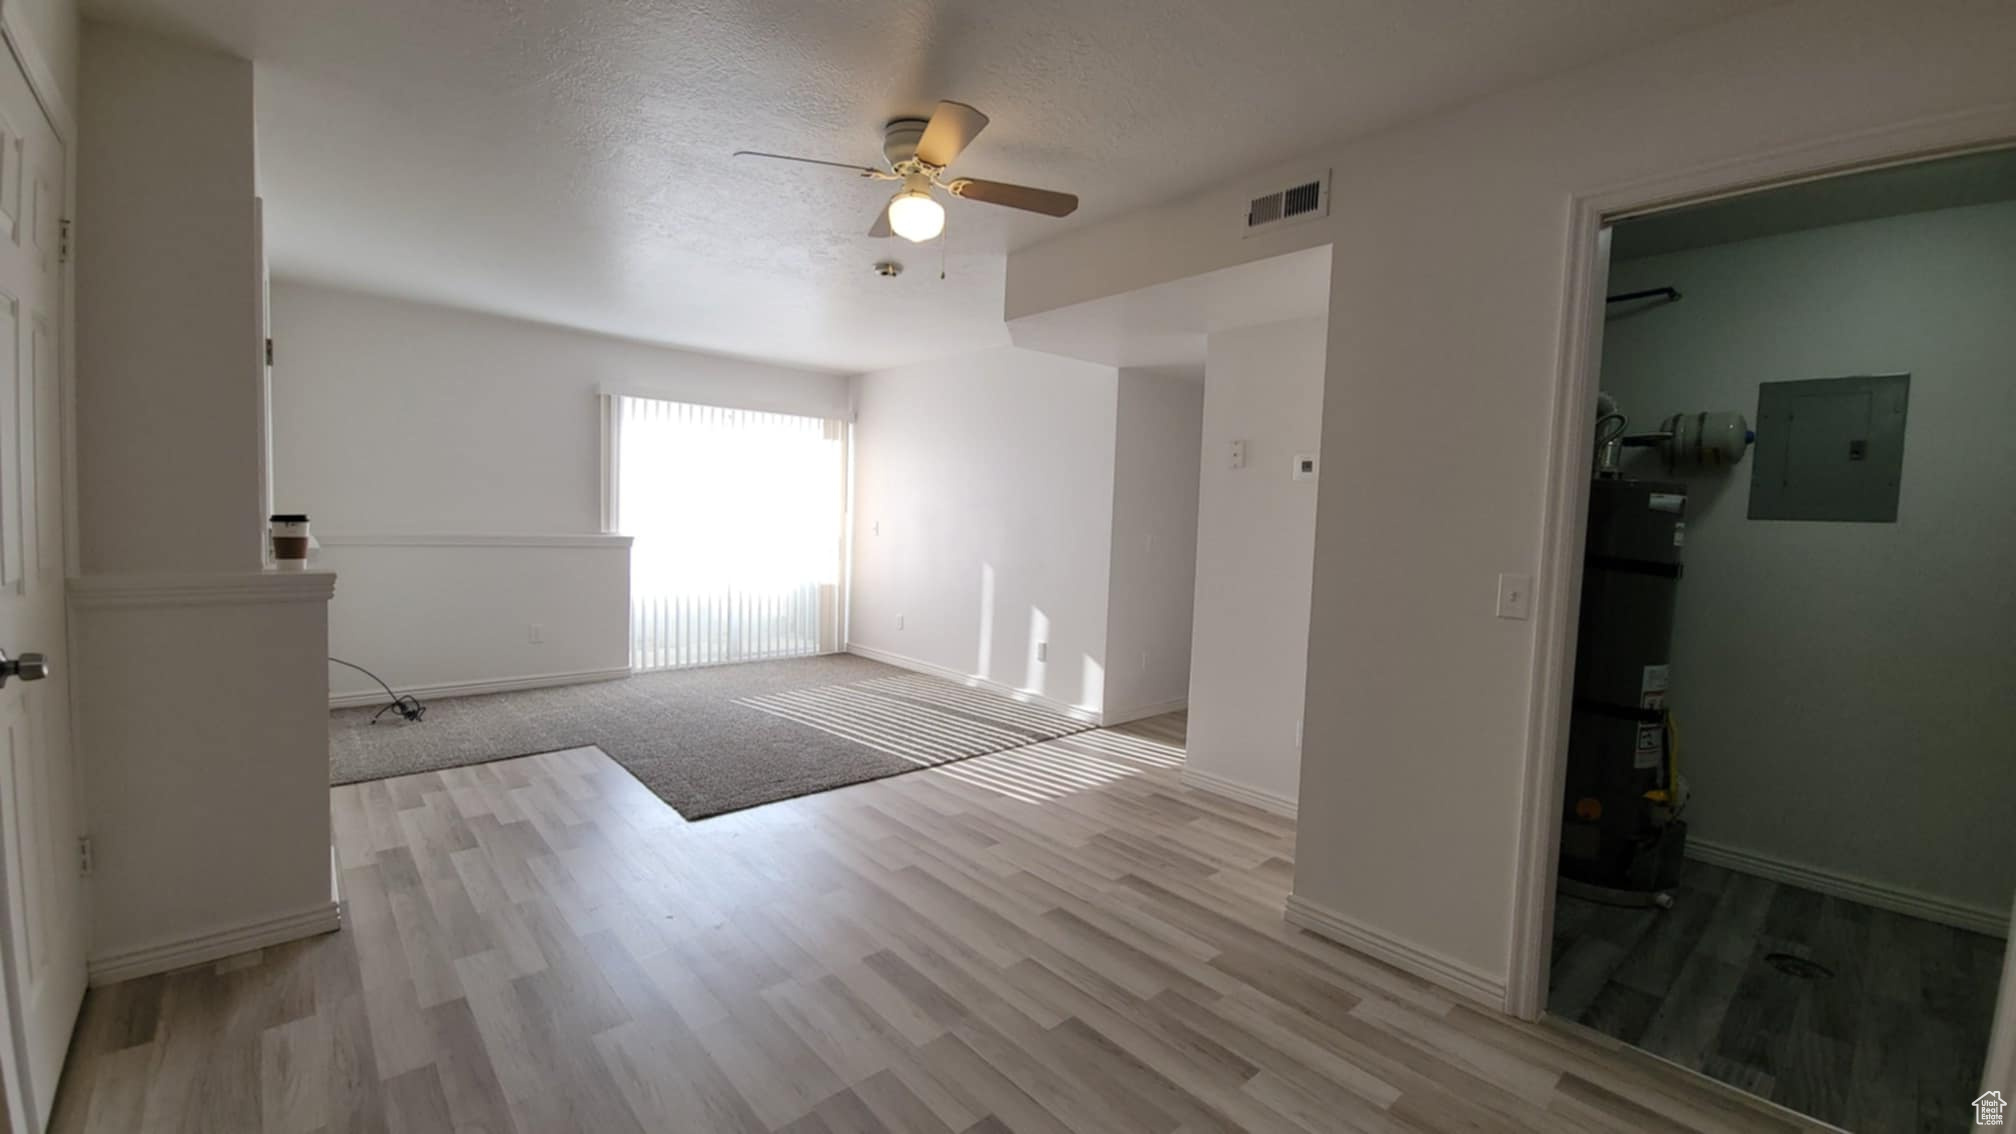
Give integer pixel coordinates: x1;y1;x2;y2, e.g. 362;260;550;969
1008;245;1333;368
85;0;1770;373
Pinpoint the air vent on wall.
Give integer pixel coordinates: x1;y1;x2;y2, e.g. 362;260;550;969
1244;170;1331;237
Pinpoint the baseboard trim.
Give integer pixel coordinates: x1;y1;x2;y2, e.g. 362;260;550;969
1180;767;1297;818
330;666;631;709
844;644;1101;723
88;901;343;986
1686;839;2009;938
1100;697;1188;726
1285;893;1507;1010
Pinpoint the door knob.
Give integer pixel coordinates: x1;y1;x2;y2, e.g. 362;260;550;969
0;649;49;687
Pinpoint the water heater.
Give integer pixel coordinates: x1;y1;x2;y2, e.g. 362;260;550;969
1558;478;1688;899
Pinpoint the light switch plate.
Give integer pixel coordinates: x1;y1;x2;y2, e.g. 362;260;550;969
1496;573;1532;620
1229;440;1247;469
1292;453;1317;482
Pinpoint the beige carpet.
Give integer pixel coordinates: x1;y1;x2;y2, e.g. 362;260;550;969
328;654;1096;818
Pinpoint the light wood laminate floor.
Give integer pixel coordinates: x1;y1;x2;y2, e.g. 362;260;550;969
50;713;1830;1133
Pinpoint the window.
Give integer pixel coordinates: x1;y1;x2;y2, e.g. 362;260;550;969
604;394;848;671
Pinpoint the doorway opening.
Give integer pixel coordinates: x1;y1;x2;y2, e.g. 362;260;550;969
1541;146;2016;1130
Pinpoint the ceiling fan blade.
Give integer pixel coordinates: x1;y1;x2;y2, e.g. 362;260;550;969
914;101;989;168
732;150;883;177
869;203;891;238
946;178;1078;217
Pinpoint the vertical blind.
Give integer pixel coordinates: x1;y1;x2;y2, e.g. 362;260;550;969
611;395;847;672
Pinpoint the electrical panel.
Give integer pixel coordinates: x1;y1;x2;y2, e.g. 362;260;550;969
1748;374;1909;522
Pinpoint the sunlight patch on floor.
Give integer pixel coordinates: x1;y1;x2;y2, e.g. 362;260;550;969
931;725;1184;804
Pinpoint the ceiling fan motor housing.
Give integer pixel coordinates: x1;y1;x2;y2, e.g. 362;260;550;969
732;102;1078;238
882;118;930;169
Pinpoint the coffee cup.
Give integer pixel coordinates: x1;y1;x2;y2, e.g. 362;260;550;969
270;514;311;570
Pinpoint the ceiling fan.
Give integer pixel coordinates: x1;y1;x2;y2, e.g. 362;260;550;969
733;101;1079;243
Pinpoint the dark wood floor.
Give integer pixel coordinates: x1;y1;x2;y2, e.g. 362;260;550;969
1548;858;2003;1132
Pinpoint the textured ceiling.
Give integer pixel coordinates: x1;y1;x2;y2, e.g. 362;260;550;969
85;0;1771;372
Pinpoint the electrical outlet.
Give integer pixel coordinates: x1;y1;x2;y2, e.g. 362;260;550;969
1496;573;1532;620
1036;641;1048;662
529;623;544;644
896;613;905;630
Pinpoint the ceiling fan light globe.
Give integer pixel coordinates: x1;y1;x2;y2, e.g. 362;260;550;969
887;191;945;242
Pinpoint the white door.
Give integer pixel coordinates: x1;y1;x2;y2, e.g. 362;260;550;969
0;36;80;1134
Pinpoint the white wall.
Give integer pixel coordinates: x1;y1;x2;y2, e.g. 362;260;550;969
72;573;338;979
1001;0;2016;996
78;21;263;574
9;0;77;116
1183;319;1325;810
1103;369;1203;721
269;281;849;698
1601;200;2016;921
849;347;1119;716
315;536;631;704
271;281;850;532
75;22;336;979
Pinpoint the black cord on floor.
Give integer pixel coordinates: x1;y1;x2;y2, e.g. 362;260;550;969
329;657;427;723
